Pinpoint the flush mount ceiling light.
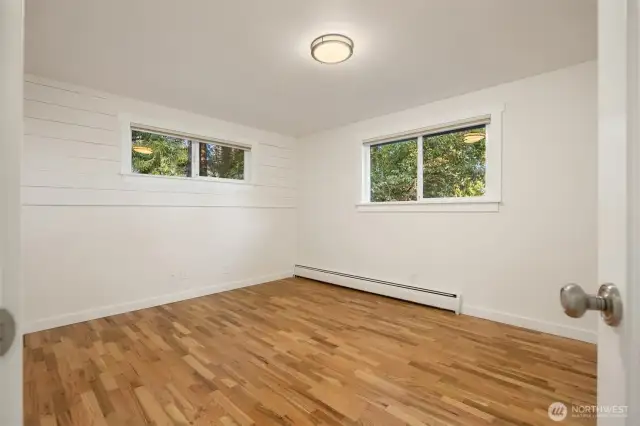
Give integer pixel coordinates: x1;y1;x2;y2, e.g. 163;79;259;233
463;132;486;144
133;146;153;155
311;34;354;64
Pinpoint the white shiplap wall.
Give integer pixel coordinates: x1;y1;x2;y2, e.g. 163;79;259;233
22;75;297;332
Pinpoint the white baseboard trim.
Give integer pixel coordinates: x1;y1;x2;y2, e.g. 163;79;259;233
24;271;293;334
463;305;597;343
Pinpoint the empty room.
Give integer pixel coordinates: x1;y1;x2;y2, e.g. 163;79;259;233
1;0;638;425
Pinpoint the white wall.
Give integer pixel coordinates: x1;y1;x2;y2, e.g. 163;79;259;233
23;61;599;342
297;61;598;342
22;75;296;332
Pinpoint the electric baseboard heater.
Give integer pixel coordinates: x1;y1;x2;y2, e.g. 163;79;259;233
294;265;461;314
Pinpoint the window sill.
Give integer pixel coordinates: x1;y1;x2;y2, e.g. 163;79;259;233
121;172;252;186
356;198;501;213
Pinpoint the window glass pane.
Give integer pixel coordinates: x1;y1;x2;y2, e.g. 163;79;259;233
370;139;418;202
423;125;486;198
131;130;192;177
199;143;245;180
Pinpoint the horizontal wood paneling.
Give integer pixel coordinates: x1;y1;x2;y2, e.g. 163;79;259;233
24;79;116;115
25;155;120;176
24;135;120;161
22;187;296;208
21;75;298;331
260;155;294;169
22;207;296;324
22;75;297;207
260;143;296;159
260;175;294;189
257;140;296;151
25;117;118;146
258;164;294;179
21;170;296;198
25;99;118;130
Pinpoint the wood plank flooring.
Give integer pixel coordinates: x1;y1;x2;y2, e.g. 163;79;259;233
24;277;597;426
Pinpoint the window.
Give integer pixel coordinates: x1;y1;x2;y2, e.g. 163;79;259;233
370;138;418;202
198;142;245;180
132;130;192;177
361;112;502;211
128;126;250;181
422;125;486;199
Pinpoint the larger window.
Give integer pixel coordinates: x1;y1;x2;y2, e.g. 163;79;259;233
362;113;502;209
422;125;486;199
129;126;250;181
369;138;419;202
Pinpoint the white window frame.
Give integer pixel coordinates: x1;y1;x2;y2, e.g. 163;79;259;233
119;116;252;184
358;107;503;213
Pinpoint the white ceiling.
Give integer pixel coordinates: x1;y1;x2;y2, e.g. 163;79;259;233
25;0;596;137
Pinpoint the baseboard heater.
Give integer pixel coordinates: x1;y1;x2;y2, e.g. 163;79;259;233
294;265;461;314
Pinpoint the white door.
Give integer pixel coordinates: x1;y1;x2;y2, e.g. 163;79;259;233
597;0;638;424
0;0;24;425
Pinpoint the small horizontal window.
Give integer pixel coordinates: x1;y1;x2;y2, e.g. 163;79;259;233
132;130;192;177
130;127;250;181
198;142;245;180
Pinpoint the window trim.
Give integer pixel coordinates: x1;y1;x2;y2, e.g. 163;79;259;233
358;107;503;212
120;115;253;184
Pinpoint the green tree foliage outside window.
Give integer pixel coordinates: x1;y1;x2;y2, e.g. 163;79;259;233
131;130;191;177
370;139;418;202
423;126;486;198
199;143;245;180
369;126;486;202
131;130;246;180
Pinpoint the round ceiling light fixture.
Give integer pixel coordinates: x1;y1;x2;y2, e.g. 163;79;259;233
311;34;354;64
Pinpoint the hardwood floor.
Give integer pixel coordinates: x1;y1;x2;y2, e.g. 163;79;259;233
24;277;597;426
